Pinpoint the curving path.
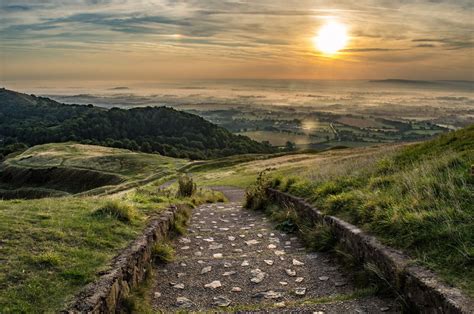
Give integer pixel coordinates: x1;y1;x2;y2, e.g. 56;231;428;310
150;187;399;312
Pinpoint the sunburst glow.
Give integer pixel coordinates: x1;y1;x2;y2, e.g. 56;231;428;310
313;21;348;55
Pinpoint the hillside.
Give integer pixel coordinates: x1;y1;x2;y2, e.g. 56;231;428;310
0;142;188;198
0;88;275;159
245;126;474;296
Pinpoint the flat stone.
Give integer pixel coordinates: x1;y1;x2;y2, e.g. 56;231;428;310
275;250;285;256
241;260;250;266
268;244;277;249
285;269;296;277
233;249;243;253
194;251;202;257
274;301;286;308
264;259;274;266
209;243;223;250
295;287;307;296
203;237;214;242
245;239;260;245
179;238;191;243
172;283;185;289
295;277;304;283
213;296;231;307
239;234;246;238
250;269;266;283
154;292;161;298
205;280;222;289
180;246;190;250
257;233;263;238
201;266;212;274
279;281;288;286
231;287;242;292
219;228;229;231
180;262;187;267
176;297;193;308
224;262;232;268
222;271;236;276
253;290;283;299
213;253;223;258
177;272;186;278
380;307;391;312
319;276;329;281
335;281;347;287
292;259;305;266
228;236;236;241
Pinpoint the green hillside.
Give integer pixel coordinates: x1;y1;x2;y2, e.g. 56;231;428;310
0;88;275;159
247;126;474;296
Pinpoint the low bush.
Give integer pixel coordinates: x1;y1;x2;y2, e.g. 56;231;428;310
93;200;136;222
177;175;196;197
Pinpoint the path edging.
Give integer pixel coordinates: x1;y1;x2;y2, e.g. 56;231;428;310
63;205;186;313
266;188;473;314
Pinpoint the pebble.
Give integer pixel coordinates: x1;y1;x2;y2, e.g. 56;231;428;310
172;283;184;289
201;266;212;274
213;253;223;258
154;292;161;298
285;269;296;277
257;233;263;238
335;281;347;287
231;287;242;292
253;290;283;299
228;236;236;241
275;250;285;256
292;259;305;266
194;251;202;257
380;307;391;312
250;269;266;283
264;259;274;266
222;271;236;276
180;262;187;267
295;277;304;283
279;281;288;286
209;243;223;250
179;238;191;244
180;246;190;250
177;272;185;278
205;280;222;289
275;301;286;308
176;297;193;308
268;244;277;249
241;260;250;266
245;239;260;245
319;276;329;281
213;296;231;307
224;262;232;268
295;287;307;296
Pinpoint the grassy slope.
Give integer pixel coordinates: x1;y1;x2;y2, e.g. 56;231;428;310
266;126;474;296
0;143;224;312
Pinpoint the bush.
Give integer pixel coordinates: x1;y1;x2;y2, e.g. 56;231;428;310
245;170;272;210
152;242;175;263
177;175;196;197
93;200;136;222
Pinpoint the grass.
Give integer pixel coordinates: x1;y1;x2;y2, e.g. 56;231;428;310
152;242;176;263
246;126;474;296
0;180;223;312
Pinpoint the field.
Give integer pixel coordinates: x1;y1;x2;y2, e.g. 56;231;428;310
0;142;226;312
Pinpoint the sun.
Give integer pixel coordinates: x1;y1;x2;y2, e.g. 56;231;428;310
313;21;348;55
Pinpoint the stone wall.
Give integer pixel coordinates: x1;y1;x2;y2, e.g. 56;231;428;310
63;205;185;313
267;188;473;314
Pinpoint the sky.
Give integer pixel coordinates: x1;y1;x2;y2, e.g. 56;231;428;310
1;0;473;82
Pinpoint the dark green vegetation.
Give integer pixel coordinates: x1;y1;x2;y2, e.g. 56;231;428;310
0;143;187;198
246;126;474;296
0;175;224;312
0;88;275;159
177;175;196;197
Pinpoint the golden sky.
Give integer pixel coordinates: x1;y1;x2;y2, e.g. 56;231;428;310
1;0;473;81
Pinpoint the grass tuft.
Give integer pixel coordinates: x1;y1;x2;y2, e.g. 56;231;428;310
152;242;175;263
93;200;137;222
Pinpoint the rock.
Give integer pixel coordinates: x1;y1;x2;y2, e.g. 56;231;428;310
201;266;212;274
231;287;242;292
268;244;277;249
270;233;275;236
179;237;191;244
176;296;194;308
250;269;266;283
241;260;250;266
285;241;291;245
295;287;307;296
313;312;325;314
285;269;296;277
245;239;260;245
380;307;391;312
264;259;274;266
209;243;223;250
177;272;186;278
180;246;190;250
257;233;263;238
295;277;304;283
172;283;185;289
205;280;222;289
222;271;236;276
292;259;305;266
219;228;229;231
154;292;161;298
233;248;243;253
279;281;288;286
228;236;236;241
275;250;285;256
253;290;283;299
197;260;205;264
180;262;187;267
213;253;223;258
275;301;286;308
194;251;202;257
319;276;329;281
224;262;232;268
203;237;214;242
239;234;246;238
213;296;231;307
335;281;347;287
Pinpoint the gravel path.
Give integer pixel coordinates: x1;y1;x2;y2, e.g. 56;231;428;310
150;188;399;312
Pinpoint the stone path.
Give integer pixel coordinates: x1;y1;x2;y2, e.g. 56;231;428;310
150;188;399;312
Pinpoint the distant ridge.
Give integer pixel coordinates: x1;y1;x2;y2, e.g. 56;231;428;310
370;79;438;85
0;88;275;159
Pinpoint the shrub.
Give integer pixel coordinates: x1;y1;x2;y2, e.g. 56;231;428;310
177;175;196;197
152;242;175;263
94;200;136;222
245;170;272;210
300;223;337;252
171;208;191;236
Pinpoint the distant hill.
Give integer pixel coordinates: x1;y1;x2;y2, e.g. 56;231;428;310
0;88;275;159
369;79;439;85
